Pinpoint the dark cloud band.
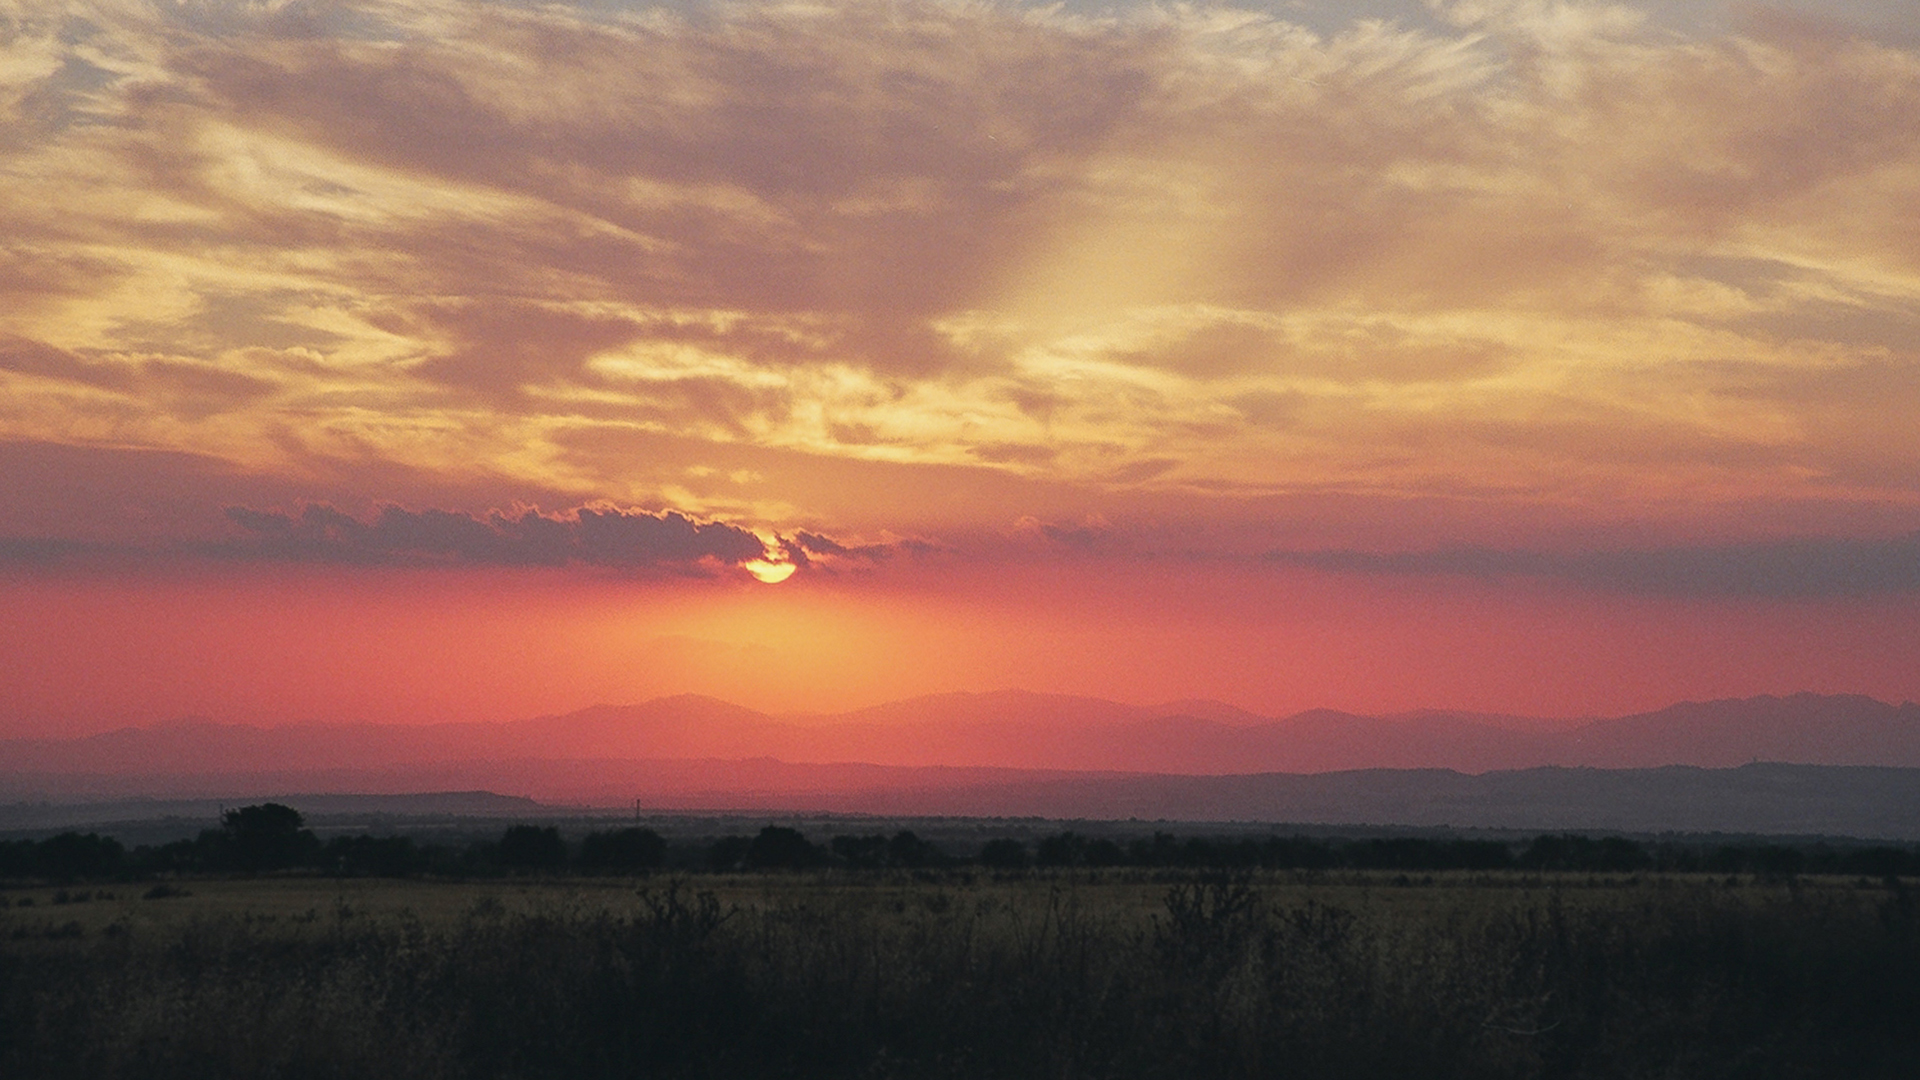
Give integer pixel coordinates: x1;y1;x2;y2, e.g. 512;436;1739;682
1269;533;1920;598
222;503;770;570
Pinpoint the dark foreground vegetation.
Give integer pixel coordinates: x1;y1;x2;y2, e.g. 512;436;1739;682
3;807;1920;1068
4;871;1919;1078
5;807;1920;1078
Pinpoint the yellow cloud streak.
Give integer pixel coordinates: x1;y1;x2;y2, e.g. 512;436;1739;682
0;0;1916;530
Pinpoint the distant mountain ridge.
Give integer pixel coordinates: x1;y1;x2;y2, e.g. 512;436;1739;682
6;690;1918;778
7;692;1920;838
4;762;1916;841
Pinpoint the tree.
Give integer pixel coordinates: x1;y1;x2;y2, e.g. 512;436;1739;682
324;834;424;877
832;832;943;869
978;838;1029;870
744;826;823;870
497;825;567;871
1519;834;1648;873
1035;831;1084;867
0;839;33;878
886;830;944;869
708;835;751;871
36;832;125;880
213;803;320;872
578;827;667;873
831;834;889;869
1082;838;1126;867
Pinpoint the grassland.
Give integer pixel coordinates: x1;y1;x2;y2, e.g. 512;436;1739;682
4;867;1917;1079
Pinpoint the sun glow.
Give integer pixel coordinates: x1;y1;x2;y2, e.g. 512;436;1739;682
743;559;797;584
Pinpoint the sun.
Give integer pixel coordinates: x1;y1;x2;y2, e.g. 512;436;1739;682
743;559;797;584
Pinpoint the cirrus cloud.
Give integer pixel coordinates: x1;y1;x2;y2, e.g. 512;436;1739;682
0;0;1915;548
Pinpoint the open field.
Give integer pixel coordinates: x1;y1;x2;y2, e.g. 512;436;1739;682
0;867;1850;938
0;866;1902;935
5;868;1918;1079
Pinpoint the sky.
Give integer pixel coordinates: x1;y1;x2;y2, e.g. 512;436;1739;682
2;0;1918;737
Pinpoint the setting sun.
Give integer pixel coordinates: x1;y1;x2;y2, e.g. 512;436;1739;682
743;560;797;585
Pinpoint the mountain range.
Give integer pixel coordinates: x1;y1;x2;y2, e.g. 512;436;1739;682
5;692;1919;837
5;690;1919;778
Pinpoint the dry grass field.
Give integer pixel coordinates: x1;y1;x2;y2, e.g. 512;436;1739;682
4;867;1917;1079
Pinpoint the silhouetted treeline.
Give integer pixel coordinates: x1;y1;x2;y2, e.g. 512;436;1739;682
0;803;324;880
6;807;1920;882
0;811;675;881
952;830;1920;878
0;831;125;881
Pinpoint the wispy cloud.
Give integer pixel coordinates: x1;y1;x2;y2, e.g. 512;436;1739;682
0;0;1916;543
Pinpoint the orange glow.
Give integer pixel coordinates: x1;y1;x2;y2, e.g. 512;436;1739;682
3;558;1918;743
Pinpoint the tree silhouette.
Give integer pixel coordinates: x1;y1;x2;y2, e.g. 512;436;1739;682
977;838;1029;870
707;835;751;871
215;803;319;872
1035;832;1081;867
578;827;667;873
831;834;889;869
744;826;823;869
0;833;125;880
323;834;424;877
497;825;567;871
886;830;943;868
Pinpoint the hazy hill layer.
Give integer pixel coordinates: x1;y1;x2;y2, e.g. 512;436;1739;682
7;692;1919;837
7;691;1919;777
4;761;1915;841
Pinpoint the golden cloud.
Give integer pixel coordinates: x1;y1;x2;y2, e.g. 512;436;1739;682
0;0;1915;540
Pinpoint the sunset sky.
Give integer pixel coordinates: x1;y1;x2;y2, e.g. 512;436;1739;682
3;0;1918;737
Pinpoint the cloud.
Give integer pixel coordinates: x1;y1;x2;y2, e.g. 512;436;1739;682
1268;531;1920;597
221;502;773;571
772;527;925;571
0;336;276;419
0;537;90;565
0;0;1916;540
1011;514;1117;552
